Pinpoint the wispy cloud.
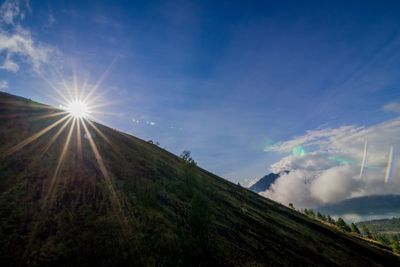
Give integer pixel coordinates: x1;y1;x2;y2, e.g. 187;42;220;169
0;80;8;90
0;0;57;91
0;0;22;25
47;8;55;27
265;125;364;154
262;118;400;208
383;102;400;113
0;24;53;73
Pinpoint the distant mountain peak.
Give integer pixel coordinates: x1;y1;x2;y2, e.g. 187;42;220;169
248;170;289;193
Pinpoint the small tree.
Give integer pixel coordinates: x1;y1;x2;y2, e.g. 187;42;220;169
304;209;315;219
391;236;400;254
336;218;351;232
288;203;295;209
350;223;360;234
361;225;373;239
377;235;390;246
327;215;336;225
317;212;325;221
180;150;196;165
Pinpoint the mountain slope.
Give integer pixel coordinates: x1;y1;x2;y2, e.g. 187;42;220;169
0;91;399;266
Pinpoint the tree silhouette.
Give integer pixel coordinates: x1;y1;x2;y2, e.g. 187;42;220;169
391;236;400;254
317;212;327;222
180;150;196;165
350;223;360;234
336;218;351;232
361;225;373;239
327;215;336;225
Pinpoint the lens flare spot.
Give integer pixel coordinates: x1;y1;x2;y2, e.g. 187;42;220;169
292;146;305;157
328;156;353;165
384;145;394;184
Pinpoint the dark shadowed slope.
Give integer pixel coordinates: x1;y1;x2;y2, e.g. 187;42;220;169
0;92;399;267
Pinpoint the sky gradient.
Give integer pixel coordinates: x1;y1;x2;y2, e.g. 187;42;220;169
1;0;400;188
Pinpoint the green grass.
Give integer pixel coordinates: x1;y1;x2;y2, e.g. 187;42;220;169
0;91;399;266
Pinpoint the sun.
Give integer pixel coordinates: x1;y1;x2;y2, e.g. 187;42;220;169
66;100;90;118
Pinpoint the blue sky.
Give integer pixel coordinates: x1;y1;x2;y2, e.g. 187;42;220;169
1;0;400;185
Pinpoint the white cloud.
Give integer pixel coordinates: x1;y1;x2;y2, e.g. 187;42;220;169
261;170;317;208
0;1;55;74
265;125;364;154
262;118;400;208
0;52;18;71
47;8;55;27
383;102;400;113
0;80;8;90
309;165;361;204
0;27;53;72
0;0;22;25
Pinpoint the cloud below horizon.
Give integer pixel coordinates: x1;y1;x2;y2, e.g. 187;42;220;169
262;118;400;208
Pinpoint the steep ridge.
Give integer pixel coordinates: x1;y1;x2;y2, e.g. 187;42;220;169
0;91;399;266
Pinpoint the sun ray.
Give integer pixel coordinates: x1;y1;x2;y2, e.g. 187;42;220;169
83;56;118;104
0;98;50;110
72;68;79;101
44;91;70;107
1;115;70;160
30;111;69;121
61;76;75;102
40;116;74;156
37;70;72;105
90;111;124;116
359;139;368;178
46;117;77;206
76;118;83;161
24;118;76;259
81;118;128;232
88;100;121;110
384;145;394;184
84;89;111;106
85;119;112;145
0;110;66;121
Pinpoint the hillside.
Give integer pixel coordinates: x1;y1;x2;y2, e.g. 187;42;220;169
0;91;400;266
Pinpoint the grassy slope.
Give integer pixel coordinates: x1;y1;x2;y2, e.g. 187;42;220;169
0;92;399;267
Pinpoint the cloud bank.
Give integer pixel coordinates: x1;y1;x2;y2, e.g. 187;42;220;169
262;118;400;208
